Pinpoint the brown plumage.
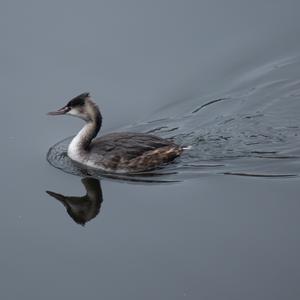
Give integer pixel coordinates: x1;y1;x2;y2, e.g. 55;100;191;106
124;145;183;172
48;93;184;173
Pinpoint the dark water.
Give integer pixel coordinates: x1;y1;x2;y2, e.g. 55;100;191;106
1;1;300;299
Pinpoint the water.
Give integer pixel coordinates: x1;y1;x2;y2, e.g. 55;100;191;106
1;1;300;299
48;55;300;181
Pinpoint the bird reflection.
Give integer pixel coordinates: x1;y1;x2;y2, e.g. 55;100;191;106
46;177;103;226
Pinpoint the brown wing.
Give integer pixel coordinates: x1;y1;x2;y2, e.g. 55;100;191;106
88;132;182;172
123;145;183;172
90;132;177;159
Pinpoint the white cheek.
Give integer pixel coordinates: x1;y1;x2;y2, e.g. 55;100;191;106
67;108;88;121
67;108;80;116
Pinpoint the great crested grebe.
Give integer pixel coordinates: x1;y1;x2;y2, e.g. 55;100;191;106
48;93;183;173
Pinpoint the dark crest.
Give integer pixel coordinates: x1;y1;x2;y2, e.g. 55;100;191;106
67;92;90;107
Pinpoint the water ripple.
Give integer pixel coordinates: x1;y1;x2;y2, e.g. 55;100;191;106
47;56;300;181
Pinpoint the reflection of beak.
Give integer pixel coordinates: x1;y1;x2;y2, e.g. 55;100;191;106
47;106;70;116
46;191;66;202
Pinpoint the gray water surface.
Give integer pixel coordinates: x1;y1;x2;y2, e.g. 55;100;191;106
48;55;300;181
1;1;300;299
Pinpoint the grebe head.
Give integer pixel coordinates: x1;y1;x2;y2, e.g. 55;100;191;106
48;92;100;122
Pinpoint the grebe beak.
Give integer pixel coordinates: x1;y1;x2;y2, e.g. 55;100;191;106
47;106;70;116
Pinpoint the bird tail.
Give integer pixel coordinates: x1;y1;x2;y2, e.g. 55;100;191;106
182;145;192;150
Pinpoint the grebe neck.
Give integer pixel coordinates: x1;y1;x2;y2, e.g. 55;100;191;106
68;110;102;161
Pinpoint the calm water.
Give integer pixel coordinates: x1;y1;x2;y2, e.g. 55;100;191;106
1;1;300;299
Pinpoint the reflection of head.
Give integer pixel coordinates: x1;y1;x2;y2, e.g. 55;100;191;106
46;177;103;226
